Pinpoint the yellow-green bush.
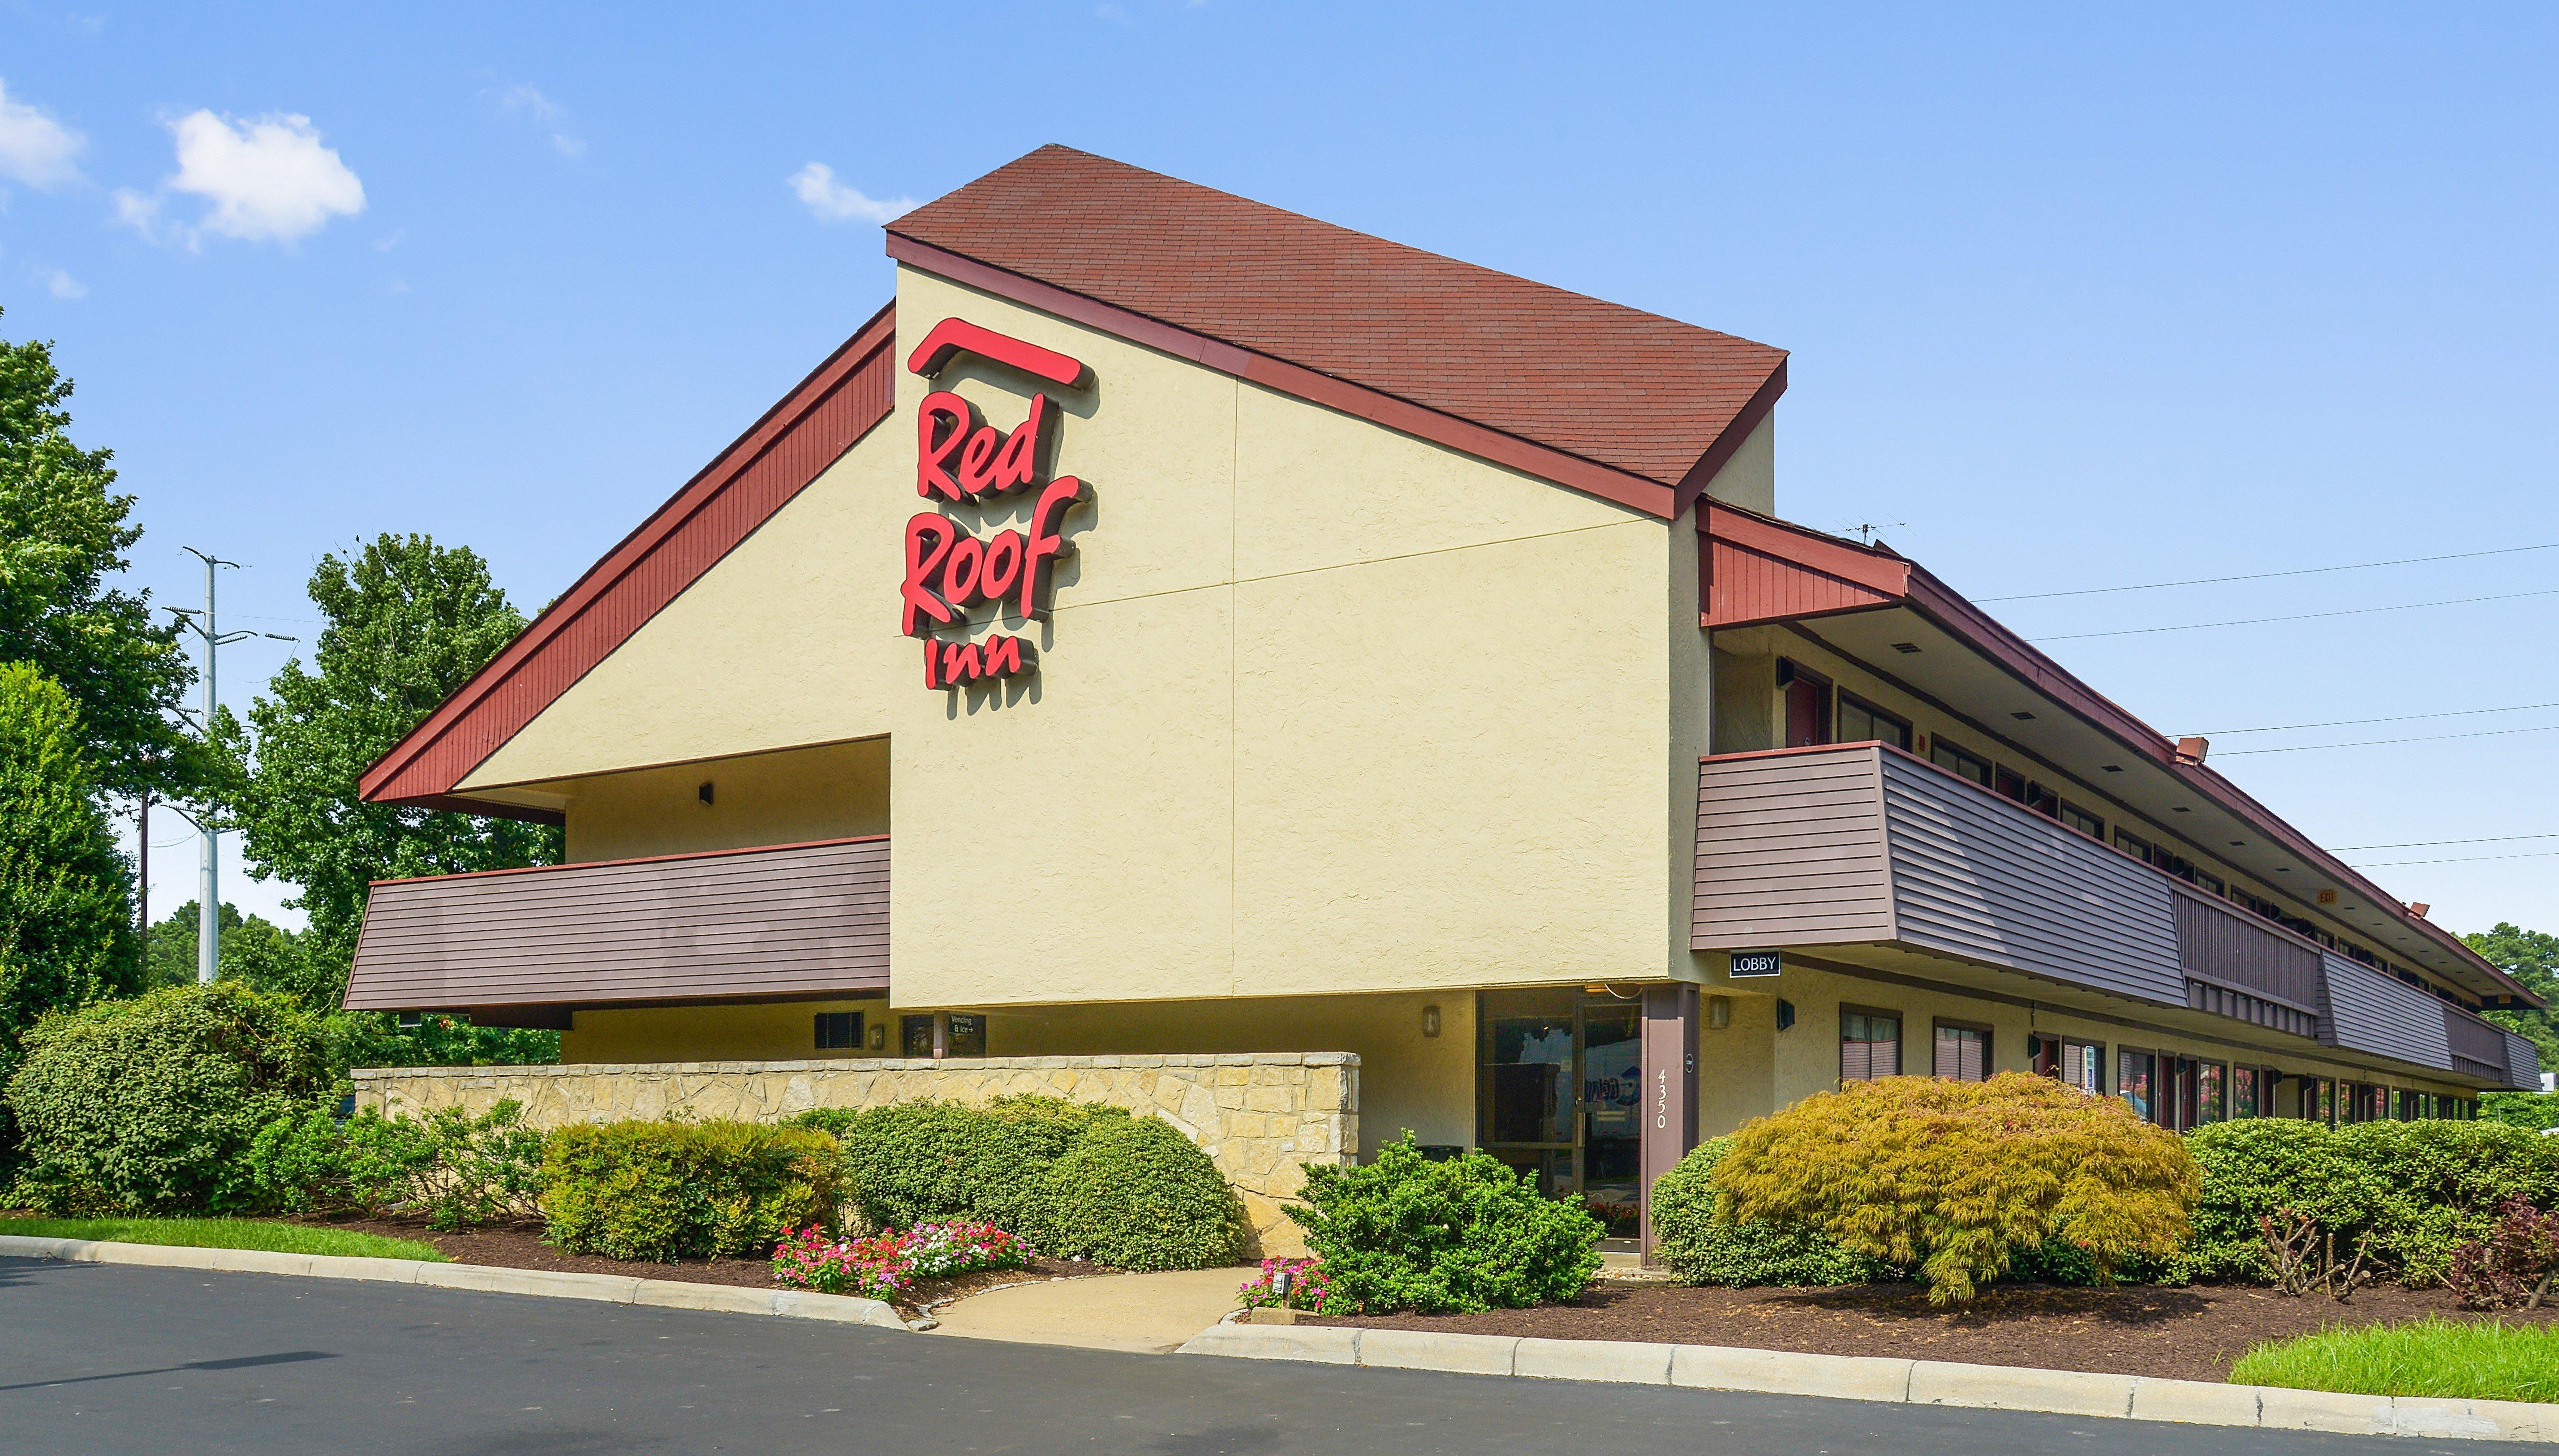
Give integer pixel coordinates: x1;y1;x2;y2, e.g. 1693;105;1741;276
1712;1072;2197;1303
540;1120;841;1262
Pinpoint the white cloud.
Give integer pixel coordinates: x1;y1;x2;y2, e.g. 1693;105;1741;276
498;85;585;160
788;162;912;224
42;267;83;300
1096;2;1132;21
119;110;365;247
0;80;84;189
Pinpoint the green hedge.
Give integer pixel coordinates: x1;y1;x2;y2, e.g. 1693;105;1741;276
4;984;330;1215
794;1096;1241;1270
540;1120;842;1262
1652;1117;2559;1292
2183;1118;2559;1284
1290;1136;1603;1314
1039;1112;1243;1271
2480;1092;2559;1132
1650;1137;1889;1287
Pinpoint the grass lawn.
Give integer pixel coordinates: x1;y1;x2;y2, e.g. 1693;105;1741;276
0;1216;446;1263
2232;1317;2559;1404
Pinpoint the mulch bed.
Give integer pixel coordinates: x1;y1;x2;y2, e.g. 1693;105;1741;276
292;1214;1109;1316
1308;1279;2559;1385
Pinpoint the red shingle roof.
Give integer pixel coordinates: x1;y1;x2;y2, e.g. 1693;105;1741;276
888;146;1786;492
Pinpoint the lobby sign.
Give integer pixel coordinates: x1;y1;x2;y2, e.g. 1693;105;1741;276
1729;950;1783;978
898;318;1092;690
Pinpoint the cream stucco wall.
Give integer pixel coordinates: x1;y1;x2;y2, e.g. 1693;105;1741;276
562;990;1471;1160
458;266;1709;1009
560;737;887;862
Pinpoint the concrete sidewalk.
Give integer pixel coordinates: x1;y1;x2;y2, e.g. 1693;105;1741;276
925;1265;1246;1354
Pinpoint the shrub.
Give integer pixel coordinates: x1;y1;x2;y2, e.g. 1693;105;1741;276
541;1120;842;1262
4;983;329;1214
1289;1135;1603;1314
2185;1119;2559;1285
799;1095;1112;1237
1037;1111;1243;1270
2447;1199;2559;1310
1715;1072;2197;1305
246;1100;545;1230
796;1097;1241;1270
2481;1092;2559;1132
2231;1317;2559;1403
1651;1137;1891;1287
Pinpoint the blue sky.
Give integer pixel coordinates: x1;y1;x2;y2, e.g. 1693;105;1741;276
4;2;2554;938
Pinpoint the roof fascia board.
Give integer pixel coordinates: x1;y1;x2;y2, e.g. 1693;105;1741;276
1700;503;1912;597
1670;363;1789;518
1798;566;2532;1005
358;301;898;806
884;232;1684;520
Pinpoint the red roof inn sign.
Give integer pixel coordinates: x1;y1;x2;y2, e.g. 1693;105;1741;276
899;318;1093;690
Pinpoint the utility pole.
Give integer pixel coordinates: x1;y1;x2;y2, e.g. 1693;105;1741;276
167;549;294;986
137;790;151;984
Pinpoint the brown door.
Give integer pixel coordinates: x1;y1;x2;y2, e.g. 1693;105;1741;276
1783;668;1832;749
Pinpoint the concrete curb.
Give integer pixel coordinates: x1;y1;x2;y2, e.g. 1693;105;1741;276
1174;1322;2556;1442
0;1235;907;1331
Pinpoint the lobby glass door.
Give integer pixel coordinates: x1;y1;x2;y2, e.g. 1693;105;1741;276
1477;989;1644;1239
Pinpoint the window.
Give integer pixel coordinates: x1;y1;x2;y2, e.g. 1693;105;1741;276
2022;781;2061;819
1933;1022;1990;1081
2117;828;2155;860
899;1012;987;1057
1932;740;1993;789
2034;1036;2103;1094
2059;801;2105;839
814;1011;864;1051
1841;1010;1901;1081
1836;692;1913;752
2234;1066;2258;1118
2118;1048;2156;1123
2197;1062;2225;1124
1994;766;2028;803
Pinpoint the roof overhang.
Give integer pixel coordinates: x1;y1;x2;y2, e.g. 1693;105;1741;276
886;232;1782;522
357;303;901;815
1699;502;2540;1009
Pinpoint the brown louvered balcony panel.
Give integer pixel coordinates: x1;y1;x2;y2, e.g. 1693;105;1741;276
343;837;889;1013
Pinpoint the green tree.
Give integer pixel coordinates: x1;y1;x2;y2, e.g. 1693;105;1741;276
221;534;560;1010
144;899;307;996
0;661;138;1165
0;313;196;798
2471;923;2559;1070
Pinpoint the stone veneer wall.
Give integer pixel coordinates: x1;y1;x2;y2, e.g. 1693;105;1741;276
351;1052;1359;1258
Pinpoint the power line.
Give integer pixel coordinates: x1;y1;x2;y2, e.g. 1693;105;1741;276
2028;588;2559;643
1979;542;2559;603
2346;850;2559;869
2187;701;2559;737
2331;833;2559;851
2218;723;2559;756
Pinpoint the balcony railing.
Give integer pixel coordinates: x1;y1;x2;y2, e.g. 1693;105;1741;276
344;836;889;1024
1693;743;2537;1089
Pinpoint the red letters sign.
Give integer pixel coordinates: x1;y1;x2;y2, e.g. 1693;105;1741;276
900;319;1092;691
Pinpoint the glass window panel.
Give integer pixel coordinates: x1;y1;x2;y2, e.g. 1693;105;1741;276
2117;1050;2155;1122
2235;1066;2257;1118
946;1013;985;1059
2197;1063;2225;1123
